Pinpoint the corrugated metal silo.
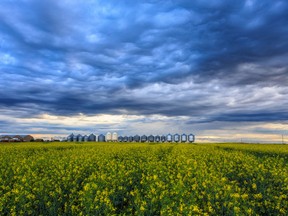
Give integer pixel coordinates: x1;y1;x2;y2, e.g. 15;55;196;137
128;136;134;142
167;134;173;142
123;136;128;142
88;134;96;141
84;135;89;142
73;135;77;142
161;135;166;142
118;136;123;142
148;135;154;142
141;135;147;142
134;135;140;142
155;135;160;142
77;134;83;142
174;134;180;142
98;134;105;142
67;133;74;142
106;132;112;142
181;134;187;142
112;132;118;142
188;134;195;143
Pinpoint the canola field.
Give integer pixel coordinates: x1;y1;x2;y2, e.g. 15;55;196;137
0;142;287;215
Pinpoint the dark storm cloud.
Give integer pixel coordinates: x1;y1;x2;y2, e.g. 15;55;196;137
0;0;288;131
187;112;288;124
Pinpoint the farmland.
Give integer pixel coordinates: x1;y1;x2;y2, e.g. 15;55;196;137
0;142;287;215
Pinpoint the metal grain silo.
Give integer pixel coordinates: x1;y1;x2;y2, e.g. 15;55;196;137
141;135;147;142
123;136;128;142
188;134;195;143
174;134;180;142
112;132;118;142
161;135;166;142
148;135;154;142
84;135;89;142
106;132;112;142
167;134;173;142
181;134;187;142
155;135;160;142
128;136;134;142
98;134;105;142
77;134;83;142
67;133;74;142
134;135;140;142
73;134;77;142
118;136;123;142
88;133;96;141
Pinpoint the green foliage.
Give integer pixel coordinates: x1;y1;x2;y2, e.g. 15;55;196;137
0;142;287;215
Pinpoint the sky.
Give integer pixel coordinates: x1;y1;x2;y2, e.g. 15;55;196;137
0;0;288;142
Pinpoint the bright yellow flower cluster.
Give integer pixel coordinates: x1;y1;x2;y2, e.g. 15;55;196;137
0;142;287;215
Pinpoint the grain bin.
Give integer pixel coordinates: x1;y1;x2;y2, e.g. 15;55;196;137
155;135;160;142
161;135;166;142
98;134;106;142
188;134;195;143
134;135;140;142
148;135;155;142
123;136;128;142
88;134;96;141
106;132;112;142
84;135;89;142
174;134;180;142
128;136;134;142
118;136;123;142
167;134;173;142
67;133;74;142
73;135;77;142
112;132;118;142
141;135;147;142
77;134;83;142
181;134;187;142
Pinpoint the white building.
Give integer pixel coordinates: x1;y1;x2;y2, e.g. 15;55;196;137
106;132;112;142
112;132;118;142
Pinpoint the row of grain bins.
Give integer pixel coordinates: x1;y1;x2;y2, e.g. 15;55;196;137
67;132;195;143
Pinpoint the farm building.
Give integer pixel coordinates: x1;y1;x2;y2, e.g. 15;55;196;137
106;132;112;142
123;136;129;142
188;134;195;143
161;135;166;142
167;134;173;142
141;135;147;142
76;134;83;142
118;136;123;142
73;135;77;142
67;133;74;142
112;132;118;142
88;134;96;141
134;135;140;142
181;134;187;142
0;135;34;142
83;135;89;142
148;135;155;142
155;135;160;142
174;134;180;142
98;134;105;142
128;136;134;142
66;132;195;143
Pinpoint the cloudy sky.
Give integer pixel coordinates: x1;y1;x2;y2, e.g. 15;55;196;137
0;0;288;142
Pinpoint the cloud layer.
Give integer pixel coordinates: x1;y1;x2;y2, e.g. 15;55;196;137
0;0;288;140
